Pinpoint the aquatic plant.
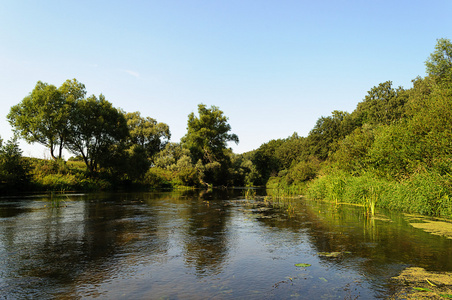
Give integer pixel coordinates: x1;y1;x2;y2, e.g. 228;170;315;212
243;188;256;200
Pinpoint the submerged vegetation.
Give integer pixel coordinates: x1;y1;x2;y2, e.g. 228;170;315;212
2;38;452;219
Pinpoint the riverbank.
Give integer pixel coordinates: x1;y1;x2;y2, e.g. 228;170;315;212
267;169;452;219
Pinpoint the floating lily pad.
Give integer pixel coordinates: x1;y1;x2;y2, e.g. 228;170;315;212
294;263;311;267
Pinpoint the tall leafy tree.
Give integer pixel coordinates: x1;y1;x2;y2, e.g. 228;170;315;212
353;81;407;126
8;79;86;160
65;94;129;173
181;104;239;164
425;38;452;81
0;136;30;189
9;82;67;159
306;110;353;160
251;139;284;183
124;111;171;158
181;104;239;185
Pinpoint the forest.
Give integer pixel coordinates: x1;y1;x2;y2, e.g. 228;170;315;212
2;38;452;218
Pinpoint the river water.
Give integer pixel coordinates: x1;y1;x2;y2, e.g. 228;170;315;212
0;189;451;299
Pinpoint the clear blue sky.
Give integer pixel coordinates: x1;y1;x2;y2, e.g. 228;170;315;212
0;0;450;158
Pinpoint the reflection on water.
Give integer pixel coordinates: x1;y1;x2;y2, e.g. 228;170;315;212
0;190;451;299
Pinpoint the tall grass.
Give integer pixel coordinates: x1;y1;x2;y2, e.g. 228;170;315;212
305;169;452;218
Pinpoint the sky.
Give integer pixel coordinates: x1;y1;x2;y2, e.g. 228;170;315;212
0;0;451;158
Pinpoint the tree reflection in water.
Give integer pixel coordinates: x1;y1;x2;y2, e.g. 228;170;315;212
0;190;451;299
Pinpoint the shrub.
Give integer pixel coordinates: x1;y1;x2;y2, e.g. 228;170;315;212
144;168;173;189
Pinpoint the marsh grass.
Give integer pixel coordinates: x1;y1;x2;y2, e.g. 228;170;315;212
243;188;257;200
306;169;452;218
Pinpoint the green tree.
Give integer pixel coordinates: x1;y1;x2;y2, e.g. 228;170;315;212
0;137;30;189
251;139;284;184
425;38;452;81
331;124;375;175
353;81;407;126
7;80;81;160
65;94;129;173
274;133;307;170
181;104;239;185
124;111;171;159
182;104;239;164
153;142;189;169
306;110;354;160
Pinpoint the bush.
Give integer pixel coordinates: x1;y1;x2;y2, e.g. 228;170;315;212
35;174;78;191
288;157;321;183
144;168;173;189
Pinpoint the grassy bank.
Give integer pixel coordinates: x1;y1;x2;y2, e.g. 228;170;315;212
300;170;452;219
18;158;196;192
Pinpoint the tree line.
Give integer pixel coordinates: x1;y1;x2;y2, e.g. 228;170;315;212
251;38;452;218
2;81;243;190
2;38;452;218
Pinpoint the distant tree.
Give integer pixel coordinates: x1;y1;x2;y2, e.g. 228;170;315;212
181;104;239;185
306;110;353;160
331;124;375;175
182;104;239;164
353;81;407;126
425;38;452;81
154;142;189;169
231;153;261;186
124;111;171;159
65;94;129;173
251;139;284;183
0;137;30;188
274;133;307;170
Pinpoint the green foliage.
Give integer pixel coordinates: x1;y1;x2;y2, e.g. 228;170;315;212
174;155;200;186
7;80;84;159
36;174;78;191
144;168;173;189
273;133;307;169
6;38;452;212
287;157;321;184
182;104;238;164
181;104;238;186
124;111;171;159
352;81;407;126
331;124;375;175
231;153;261;186
306;110;356;160
425;38;452;81
0;137;31;190
366;123;419;180
154;142;189;169
65;94;129;173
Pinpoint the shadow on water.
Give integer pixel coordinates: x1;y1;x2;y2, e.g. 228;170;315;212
0;189;451;299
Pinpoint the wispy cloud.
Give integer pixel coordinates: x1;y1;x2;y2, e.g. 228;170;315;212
124;70;140;78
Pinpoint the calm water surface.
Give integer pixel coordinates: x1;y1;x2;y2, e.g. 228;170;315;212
0;189;451;299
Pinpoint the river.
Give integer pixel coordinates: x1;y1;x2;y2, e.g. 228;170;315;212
0;189;451;299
